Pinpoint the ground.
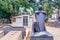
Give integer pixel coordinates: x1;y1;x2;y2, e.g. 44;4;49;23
0;23;60;40
46;26;60;40
25;25;60;40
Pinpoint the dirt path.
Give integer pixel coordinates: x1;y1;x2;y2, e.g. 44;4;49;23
46;26;60;40
25;26;60;40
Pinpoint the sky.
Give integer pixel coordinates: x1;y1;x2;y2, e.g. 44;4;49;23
36;0;39;3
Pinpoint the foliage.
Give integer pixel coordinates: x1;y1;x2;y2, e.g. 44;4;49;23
0;0;60;19
0;0;31;19
39;0;53;18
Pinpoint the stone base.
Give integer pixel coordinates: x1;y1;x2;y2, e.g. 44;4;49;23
30;31;53;40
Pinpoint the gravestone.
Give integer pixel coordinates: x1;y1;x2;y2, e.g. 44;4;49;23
30;5;53;40
0;25;26;39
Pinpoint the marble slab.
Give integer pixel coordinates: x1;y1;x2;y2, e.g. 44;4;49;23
0;31;22;40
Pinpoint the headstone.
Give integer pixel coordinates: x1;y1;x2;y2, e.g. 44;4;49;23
30;5;53;40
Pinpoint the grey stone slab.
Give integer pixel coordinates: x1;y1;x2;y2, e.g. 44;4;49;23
30;31;53;40
30;37;53;40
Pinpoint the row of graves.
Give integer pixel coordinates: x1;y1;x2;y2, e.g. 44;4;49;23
0;5;58;40
0;25;26;40
0;7;35;40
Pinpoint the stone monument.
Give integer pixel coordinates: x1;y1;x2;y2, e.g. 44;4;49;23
30;5;53;40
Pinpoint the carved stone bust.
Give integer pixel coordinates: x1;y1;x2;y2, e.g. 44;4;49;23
32;5;46;33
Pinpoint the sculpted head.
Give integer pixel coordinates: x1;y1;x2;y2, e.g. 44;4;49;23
38;5;43;11
35;5;46;20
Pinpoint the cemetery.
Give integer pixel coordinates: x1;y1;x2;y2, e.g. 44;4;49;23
0;0;60;40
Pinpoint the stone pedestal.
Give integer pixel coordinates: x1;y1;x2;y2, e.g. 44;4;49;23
30;31;53;40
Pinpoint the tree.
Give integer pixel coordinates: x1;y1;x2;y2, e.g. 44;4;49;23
0;0;32;23
56;0;60;17
0;0;32;18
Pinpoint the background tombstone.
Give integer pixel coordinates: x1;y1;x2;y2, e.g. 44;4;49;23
30;5;53;40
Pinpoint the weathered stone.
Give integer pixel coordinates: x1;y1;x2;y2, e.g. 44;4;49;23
0;31;22;40
30;5;53;40
0;25;26;39
30;31;53;40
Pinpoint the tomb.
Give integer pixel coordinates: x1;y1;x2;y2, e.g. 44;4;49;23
0;31;22;40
